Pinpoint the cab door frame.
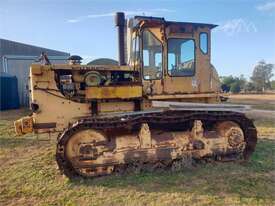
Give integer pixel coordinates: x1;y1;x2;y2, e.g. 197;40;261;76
140;27;165;96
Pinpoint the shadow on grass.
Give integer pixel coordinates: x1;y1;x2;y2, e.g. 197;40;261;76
67;138;275;201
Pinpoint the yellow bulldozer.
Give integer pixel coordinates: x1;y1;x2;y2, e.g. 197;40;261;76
14;12;257;178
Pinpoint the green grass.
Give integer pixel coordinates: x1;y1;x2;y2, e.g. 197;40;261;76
0;111;275;206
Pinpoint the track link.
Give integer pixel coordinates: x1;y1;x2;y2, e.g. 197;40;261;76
56;110;257;178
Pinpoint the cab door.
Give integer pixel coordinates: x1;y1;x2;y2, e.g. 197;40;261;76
141;28;164;95
163;28;212;94
163;37;199;94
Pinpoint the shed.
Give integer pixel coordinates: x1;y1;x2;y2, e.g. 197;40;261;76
0;38;70;107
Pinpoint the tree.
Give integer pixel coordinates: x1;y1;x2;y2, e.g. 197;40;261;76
221;76;235;87
230;82;241;93
220;75;247;93
250;60;274;92
245;82;255;92
271;80;275;90
220;75;235;92
238;74;247;91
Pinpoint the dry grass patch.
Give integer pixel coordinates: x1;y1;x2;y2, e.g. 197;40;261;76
229;94;275;101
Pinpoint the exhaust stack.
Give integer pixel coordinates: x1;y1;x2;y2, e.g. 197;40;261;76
115;12;126;66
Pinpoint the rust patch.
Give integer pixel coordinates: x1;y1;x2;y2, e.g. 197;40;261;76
33;122;56;129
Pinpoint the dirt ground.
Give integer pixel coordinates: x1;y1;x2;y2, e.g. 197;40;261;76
227;94;275;111
229;94;275;101
0;98;275;206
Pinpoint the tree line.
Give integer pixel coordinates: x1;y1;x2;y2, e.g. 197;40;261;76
220;60;274;93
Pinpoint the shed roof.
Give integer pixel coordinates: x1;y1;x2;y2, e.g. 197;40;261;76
0;38;69;56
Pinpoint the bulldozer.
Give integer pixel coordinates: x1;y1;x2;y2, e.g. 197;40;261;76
14;12;257;178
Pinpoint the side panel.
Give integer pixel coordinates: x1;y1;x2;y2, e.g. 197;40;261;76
30;65;91;132
85;85;142;99
29;65;139;133
195;27;212;93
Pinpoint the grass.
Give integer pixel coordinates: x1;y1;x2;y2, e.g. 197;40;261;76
0;109;275;206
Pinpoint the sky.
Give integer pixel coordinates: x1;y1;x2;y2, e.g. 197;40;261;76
0;0;274;80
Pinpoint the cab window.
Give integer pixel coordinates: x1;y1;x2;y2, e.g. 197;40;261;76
168;38;195;76
130;36;140;65
200;32;208;54
142;29;163;80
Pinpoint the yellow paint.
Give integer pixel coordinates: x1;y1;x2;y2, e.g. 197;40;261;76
85;85;142;99
14;116;33;135
31;65;43;75
148;93;219;100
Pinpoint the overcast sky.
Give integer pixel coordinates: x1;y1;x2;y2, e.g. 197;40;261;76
0;0;274;79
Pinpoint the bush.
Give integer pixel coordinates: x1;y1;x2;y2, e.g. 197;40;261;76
230;82;241;93
220;75;246;93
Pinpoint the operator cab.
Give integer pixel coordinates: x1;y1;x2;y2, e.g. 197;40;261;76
126;15;219;97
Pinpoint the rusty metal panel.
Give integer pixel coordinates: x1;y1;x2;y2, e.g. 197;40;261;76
14;116;33;135
33;122;57;129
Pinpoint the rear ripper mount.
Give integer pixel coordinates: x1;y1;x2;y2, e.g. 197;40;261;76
56;109;257;178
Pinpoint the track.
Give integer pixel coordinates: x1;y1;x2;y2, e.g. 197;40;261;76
56;110;257;178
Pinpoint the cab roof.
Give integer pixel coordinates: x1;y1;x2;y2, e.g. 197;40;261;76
132;15;218;29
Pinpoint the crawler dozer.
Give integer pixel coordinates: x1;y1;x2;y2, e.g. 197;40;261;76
14;12;257;178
